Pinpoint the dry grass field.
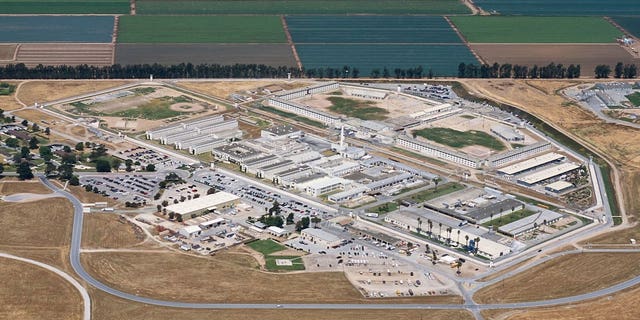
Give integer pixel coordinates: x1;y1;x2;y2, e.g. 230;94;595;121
0;180;52;195
0;197;73;247
82;250;461;304
0;258;82;320
474;253;640;304
0;80;22;111
82;213;148;249
483;284;640;320
177;80;312;99
477;257;535;283
64;185;118;206
0;44;16;60
17;80;130;106
90;287;472;320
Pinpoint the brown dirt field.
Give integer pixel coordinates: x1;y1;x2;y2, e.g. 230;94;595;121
484;283;640;320
474;252;640;304
14;43;113;67
90;288;472;320
0;197;73;247
0;180;52;195
17;80;130;106
13;109;69;126
82;250;462;304
0;258;82;320
177;80;312;99
0;80;23;111
82;213;148;249
477;257;536;282
0;44;16;60
470;44;640;78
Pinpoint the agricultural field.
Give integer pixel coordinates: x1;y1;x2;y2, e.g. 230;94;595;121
0;44;16;60
295;44;477;77
413;127;506;151
286;15;462;44
470;44;638;76
0;16;114;43
117;16;286;43
474;0;639;16
288;15;475;76
0;0;129;14
612;16;640;38
14;43;114;67
450;16;621;43
327;96;389;120
115;44;296;67
136;0;470;15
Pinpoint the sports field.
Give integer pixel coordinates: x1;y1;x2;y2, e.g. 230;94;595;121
117;16;286;43
475;0;640;16
0;0;129;14
286;16;462;44
612;16;640;38
413;127;506;151
0;16;114;43
450;16;621;43
136;0;469;15
296;44;476;77
327;97;389;120
247;239;286;255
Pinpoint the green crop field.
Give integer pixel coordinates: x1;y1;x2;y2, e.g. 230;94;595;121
481;209;537;228
117;16;286;43
450;16;621;43
0;0;129;14
327;97;389;120
136;0;469;15
613;16;640;38
475;0;639;16
413;127;506;151
0;83;15;96
247;239;286;255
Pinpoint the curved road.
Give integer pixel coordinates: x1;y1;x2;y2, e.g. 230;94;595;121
0;252;91;320
35;175;640;318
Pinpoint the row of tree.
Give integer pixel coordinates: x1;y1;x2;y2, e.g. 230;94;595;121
457;62;582;79
594;62;638;79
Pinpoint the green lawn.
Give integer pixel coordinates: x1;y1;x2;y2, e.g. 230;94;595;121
117;15;287;43
0;0;129;14
247;239;286;255
0;83;15;96
264;255;305;271
368;202;398;215
401;182;464;203
327;97;389;120
482;209;538;228
137;0;469;15
450;16;621;43
69;96;194;120
626;92;640;107
260;105;326;128
413;127;506;151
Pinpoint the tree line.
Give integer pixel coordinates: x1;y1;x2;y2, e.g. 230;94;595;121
594;62;638;79
457;62;581;79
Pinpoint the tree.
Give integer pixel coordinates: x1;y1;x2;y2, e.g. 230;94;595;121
457;229;461;245
95;158;111;172
84;184;93;192
417;216;422;234
438;222;442;240
428;219;433;237
125;159;133;172
89;144;108;159
614;62;624;78
161;200;169;207
69;175;80;186
21;119;28;127
17;161;33;180
28;136;39;149
44;127;50;135
5;137;19;148
157;204;162;212
594;64;612;78
268;200;282;216
286;213;294;225
39;146;52;162
296;216;310;232
0;163;3;176
58;164;73;180
145;164;156;172
623;64;637;79
465;234;469;247
31;123;39;132
311;216;321;228
207;187;217;195
75;142;84;151
432;177;441;191
20;146;30;159
475;237;481;254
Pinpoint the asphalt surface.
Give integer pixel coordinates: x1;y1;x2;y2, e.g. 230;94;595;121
34;174;640;319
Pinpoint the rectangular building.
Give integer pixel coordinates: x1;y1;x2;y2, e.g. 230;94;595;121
498;152;566;176
166;192;240;221
300;228;343;248
518;163;580;186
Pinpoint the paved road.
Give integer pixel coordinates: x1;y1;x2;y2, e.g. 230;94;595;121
0;252;91;320
35;174;640;318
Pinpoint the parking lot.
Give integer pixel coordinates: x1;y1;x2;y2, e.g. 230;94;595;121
80;174;161;205
117;146;181;170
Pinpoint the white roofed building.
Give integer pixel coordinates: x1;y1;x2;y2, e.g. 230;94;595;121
166;192;240;221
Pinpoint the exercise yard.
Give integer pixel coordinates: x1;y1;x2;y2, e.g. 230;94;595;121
412;127;506;151
327;96;389;120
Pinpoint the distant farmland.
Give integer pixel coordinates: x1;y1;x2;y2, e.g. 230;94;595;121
0;16;114;43
613;16;640;38
136;0;469;15
450;16;622;43
0;0;129;14
288;16;476;76
117;16;287;43
475;0;639;16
